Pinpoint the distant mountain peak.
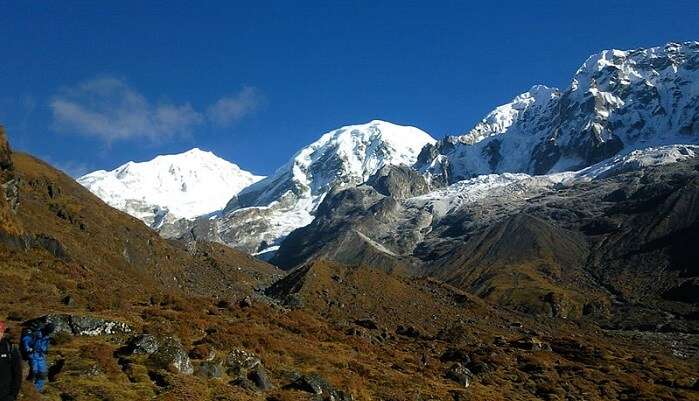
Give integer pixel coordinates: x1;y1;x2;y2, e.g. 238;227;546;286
78;148;264;226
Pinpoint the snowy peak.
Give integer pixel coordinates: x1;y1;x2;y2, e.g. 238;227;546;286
236;120;436;207
418;41;699;184
78;148;263;226
290;119;435;191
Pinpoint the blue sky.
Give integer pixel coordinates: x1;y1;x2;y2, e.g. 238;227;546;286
1;1;698;177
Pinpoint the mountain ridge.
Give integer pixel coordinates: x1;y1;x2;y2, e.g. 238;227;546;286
166;120;436;255
417;41;699;185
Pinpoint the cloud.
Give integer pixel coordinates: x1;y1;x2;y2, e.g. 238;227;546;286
50;77;203;143
207;87;264;127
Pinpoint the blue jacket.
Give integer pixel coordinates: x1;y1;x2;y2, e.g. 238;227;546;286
22;331;49;359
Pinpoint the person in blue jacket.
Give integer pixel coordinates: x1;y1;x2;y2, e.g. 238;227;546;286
21;322;54;392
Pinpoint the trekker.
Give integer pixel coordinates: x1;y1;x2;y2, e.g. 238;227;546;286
0;321;21;401
21;322;54;392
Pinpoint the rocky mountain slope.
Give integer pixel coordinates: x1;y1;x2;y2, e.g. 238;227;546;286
78;148;263;228
6;128;699;400
274;145;699;325
417;41;699;185
165;120;435;256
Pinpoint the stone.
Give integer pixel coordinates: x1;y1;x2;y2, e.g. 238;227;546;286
354;318;379;330
194;361;223;379
231;377;258;391
286;373;353;400
440;348;471;365
396;325;421;338
511;337;552;352
226;349;262;377
150;336;193;374
128;334;160;354
446;363;473;388
248;366;273;390
288;374;327;394
239;296;253;308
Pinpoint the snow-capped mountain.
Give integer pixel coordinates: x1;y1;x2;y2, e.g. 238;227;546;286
417;41;699;185
174;120;436;255
78;148;263;227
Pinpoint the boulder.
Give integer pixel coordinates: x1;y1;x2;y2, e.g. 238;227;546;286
286;373;353;400
239;296;253;308
149;336;193;374
128;334;160;354
226;349;262;376
124;334;193;375
396;325;421;338
446;363;473;388
248;366;273;390
510;337;552;352
354;318;379;330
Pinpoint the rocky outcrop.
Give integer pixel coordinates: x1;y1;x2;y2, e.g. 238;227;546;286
26;314;132;336
366;165;430;199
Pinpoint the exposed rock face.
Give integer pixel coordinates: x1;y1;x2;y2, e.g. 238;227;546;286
417;42;699;184
128;334;160;354
272;184;412;271
366;165;430;199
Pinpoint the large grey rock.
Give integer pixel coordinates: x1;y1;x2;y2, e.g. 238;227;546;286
248;366;273;391
149;336;193;374
124;334;193;375
128;334;160;354
26;314;132;337
225;349;261;376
